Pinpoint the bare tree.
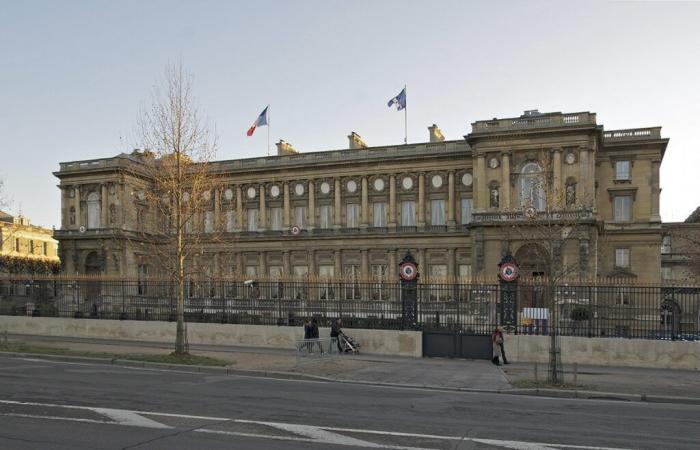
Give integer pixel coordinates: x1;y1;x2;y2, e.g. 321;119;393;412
136;63;218;355
502;152;597;384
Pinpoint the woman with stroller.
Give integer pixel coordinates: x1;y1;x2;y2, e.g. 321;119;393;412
330;318;343;353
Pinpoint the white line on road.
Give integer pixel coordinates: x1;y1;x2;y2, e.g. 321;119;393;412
0;399;632;450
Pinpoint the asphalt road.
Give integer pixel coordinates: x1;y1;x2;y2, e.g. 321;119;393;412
0;356;699;449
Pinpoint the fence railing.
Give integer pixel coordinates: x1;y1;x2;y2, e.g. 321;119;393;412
1;278;699;340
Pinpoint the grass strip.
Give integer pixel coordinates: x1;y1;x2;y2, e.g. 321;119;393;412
0;342;230;366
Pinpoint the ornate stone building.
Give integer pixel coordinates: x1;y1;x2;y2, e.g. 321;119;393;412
54;110;669;282
0;211;60;272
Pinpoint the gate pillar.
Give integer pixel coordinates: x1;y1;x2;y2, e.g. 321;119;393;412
399;252;419;330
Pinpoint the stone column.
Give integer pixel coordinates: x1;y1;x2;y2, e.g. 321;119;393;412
213;187;220;231
334;179;342;229
74;185;81;228
447;248;456;279
283;182;291;228
334;249;342;277
360;249;369;279
101;184;108;228
447;171;456;226
417;248;425;277
259;251;266;277
388;175;397;228
501;152;511;210
308;180;315;230
476;155;486;211
579;148;589;202
418;173;425;227
283;251;291;277
235;186;243;232
361;177;369;228
308;249;316;278
235;252;243;277
552;148;562;201
259;185;266;231
651;160;661;222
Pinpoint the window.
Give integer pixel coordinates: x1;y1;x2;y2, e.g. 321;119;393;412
245;266;258;277
137;264;149;295
431;200;446;226
615;161;631;181
137;209;145;232
43;242;48;256
373;202;387;227
615;248;630;268
661;235;671;254
293;265;308;278
371;265;389;300
226;210;236;232
318;265;335;300
429;265;448;301
270;207;282;231
319;205;333;229
460;199;472;225
269;266;284;298
344;265;361;300
29;240;34;254
204;211;214;233
458;264;472;280
247;209;259;231
401;200;416;226
519;163;545;210
294;206;306;229
613;196;632;222
346;203;360;228
15;238;20;252
87;192;101;229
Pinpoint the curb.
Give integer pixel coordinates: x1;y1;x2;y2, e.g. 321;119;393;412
3;351;700;406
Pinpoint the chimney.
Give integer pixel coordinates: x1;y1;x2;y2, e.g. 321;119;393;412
348;132;367;150
276;140;297;156
428;124;444;143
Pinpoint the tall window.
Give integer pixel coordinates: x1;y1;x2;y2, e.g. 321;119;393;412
458;264;472;279
294;206;306;229
204;211;214;233
318;265;335;300
87;192;101;229
371;264;388;300
43;242;48;256
319;205;333;229
270;207;283;231
613;196;632;222
431;200;445;225
137;264;149;295
615;248;630;268
401;200;416;226
460;198;473;225
15;238;20;252
615;161;631;181
247;209;259;231
226;210;236;232
373;202;387;227
346;203;360;228
519;163;545;210
344;265;361;299
429;265;448;301
29;240;34;254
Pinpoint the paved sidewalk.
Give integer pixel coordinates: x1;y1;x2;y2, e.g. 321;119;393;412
4;333;700;403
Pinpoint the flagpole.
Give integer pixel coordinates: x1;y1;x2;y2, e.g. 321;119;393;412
404;84;407;145
267;104;271;157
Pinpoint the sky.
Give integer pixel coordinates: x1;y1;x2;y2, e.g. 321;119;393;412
1;0;699;228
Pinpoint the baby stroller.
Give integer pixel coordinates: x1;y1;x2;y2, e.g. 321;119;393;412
339;332;360;354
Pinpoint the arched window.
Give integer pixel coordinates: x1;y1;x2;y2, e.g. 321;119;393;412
87;192;101;229
519;162;546;211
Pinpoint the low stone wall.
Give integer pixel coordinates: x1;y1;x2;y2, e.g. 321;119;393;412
0;316;422;358
508;335;700;371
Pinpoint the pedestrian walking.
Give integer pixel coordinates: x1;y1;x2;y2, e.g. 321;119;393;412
330;318;343;353
310;317;323;353
303;318;312;352
491;327;503;365
497;327;509;364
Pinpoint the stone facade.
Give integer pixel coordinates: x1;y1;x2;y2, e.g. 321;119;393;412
0;211;60;271
53;110;670;282
661;208;700;282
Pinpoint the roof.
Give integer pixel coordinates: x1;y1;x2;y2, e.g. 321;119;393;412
685;206;700;224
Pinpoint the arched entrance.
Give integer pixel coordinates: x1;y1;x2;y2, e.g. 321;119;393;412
514;243;549;310
83;252;103;314
84;252;103;275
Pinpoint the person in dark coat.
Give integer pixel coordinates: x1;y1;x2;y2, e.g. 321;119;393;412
303;318;312;352
498;327;509;364
310;317;322;353
330;318;343;353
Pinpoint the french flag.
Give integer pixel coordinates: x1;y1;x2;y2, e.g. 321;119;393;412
247;106;269;136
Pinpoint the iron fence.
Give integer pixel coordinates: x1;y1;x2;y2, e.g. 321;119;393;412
0;277;699;340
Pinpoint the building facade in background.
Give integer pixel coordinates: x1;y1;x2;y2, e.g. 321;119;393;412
53;110;675;283
0;211;60;273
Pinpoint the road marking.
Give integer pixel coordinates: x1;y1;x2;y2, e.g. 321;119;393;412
0;399;631;450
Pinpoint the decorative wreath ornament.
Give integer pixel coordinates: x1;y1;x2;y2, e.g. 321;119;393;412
399;261;418;281
499;262;519;282
291;226;301;235
524;206;537;219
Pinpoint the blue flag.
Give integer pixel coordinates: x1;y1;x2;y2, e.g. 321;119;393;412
387;88;406;111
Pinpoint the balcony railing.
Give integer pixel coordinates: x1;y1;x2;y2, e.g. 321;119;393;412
471;112;596;133
472;209;595;223
603;127;662;141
